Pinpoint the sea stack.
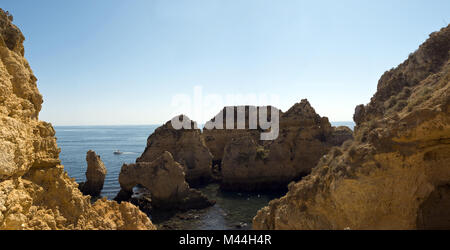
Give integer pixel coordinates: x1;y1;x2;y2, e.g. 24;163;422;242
204;101;353;191
253;25;450;230
0;9;155;229
137;115;213;186
116;151;214;210
79;150;107;197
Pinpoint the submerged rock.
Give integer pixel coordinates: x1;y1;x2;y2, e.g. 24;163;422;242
137;115;213;186
79;150;107;197
117;151;214;211
0;9;154;230
253;25;450;230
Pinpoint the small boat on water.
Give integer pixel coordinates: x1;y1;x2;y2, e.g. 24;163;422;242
113;150;123;155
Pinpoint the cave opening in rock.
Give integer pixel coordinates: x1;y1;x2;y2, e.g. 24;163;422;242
416;185;450;230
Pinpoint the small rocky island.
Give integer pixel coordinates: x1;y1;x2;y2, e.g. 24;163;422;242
211;101;353;191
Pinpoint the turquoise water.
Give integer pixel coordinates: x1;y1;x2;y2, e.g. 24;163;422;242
153;183;283;230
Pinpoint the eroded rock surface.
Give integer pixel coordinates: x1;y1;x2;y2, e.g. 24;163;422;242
253;25;450;230
137;115;213;186
202;106;270;164
79;150;107;197
117;151;214;210
217;101;352;191
0;9;154;230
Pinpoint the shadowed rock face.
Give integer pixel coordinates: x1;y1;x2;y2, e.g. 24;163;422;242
253;25;450;230
209;101;353;191
117;151;214;210
137;115;213;186
202;106;280;164
0;9;154;230
79;150;107;197
328;126;354;146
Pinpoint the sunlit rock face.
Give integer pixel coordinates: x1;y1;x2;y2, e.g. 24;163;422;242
202;106;273;165
137;115;213;186
254;25;450;230
0;9;155;230
79;150;107;197
117;151;214;210
203;103;352;191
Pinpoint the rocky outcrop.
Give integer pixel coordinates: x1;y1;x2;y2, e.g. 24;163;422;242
0;9;154;230
217;101;352;191
137;115;213;186
253;25;450;230
79;150;107;197
329;126;353;146
116;151;214;211
202;106;268;164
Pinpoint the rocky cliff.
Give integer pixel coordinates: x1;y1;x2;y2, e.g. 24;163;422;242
137;115;213;186
206;102;352;191
0;9;155;229
117;151;214;211
253;25;450;230
202;106;272;164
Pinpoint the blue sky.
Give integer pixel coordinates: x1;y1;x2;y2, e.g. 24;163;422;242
2;0;449;125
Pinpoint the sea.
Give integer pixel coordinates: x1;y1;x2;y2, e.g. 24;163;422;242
55;121;354;229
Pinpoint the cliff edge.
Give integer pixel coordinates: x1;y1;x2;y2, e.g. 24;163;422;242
0;9;155;229
253;25;450;230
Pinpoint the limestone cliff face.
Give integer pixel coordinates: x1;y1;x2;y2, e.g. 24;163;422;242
215;101;352;191
137;115;213;186
117;152;214;210
202;106;270;164
253;25;450;230
0;9;155;230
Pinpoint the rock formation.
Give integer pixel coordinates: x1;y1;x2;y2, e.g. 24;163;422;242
0;9;154;229
203;106;267;165
253;25;450;230
137;115;213;186
79;150;107;197
212;101;352;191
329;126;354;146
116;151;214;210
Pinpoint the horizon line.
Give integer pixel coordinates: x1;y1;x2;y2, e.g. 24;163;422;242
52;121;356;127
